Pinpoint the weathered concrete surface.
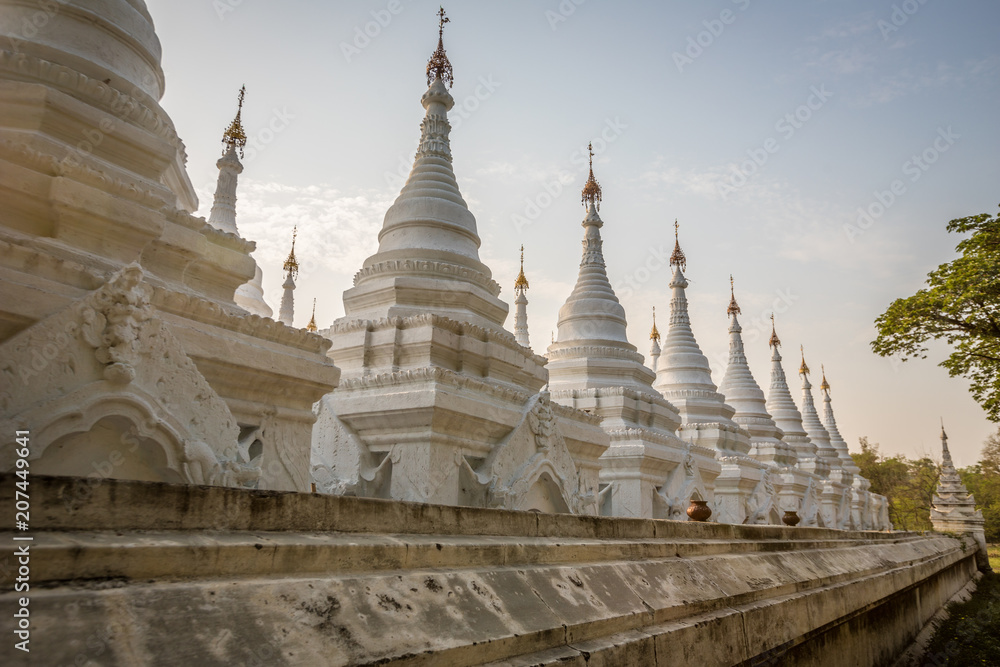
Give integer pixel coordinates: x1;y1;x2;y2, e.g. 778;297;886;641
0;474;979;666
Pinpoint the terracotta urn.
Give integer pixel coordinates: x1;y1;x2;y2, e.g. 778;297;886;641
782;510;801;527
687;499;712;522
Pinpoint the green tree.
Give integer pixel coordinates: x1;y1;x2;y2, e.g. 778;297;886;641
962;427;1000;542
852;437;939;531
871;205;1000;420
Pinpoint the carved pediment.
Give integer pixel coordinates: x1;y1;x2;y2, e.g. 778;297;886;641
0;264;256;487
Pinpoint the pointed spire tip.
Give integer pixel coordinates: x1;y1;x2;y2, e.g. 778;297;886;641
669;219;687;271
581;142;602;210
283;226;299;279
726;274;741;316
222;85;247;158
514;244;529;291
426;7;454;88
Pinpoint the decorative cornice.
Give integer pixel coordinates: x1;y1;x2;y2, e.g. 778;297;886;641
0;236;104;291
331;313;548;364
0;138;170;210
151;285;331;355
352;258;502;296
0;50;187;159
337;365;532;405
546;344;645;364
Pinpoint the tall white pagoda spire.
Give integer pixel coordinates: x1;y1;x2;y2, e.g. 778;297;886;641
765;317;826;475
799;348;840;472
547;147;658;394
718;279;794;466
649;307;661;373
653;222;739;428
821;367;860;474
208;85;246;236
513;245;530;348
340;7;508;332
278;227;298;326
209;86;273;319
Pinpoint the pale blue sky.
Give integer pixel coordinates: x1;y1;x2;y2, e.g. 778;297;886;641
147;0;1000;465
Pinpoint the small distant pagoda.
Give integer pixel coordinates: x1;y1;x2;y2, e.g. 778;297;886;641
930;424;990;570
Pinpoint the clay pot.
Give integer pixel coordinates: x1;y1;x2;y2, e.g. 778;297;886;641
782;510;801;527
687;499;712;522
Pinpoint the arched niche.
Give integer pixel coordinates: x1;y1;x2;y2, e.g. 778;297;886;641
34;414;184;484
518;471;571;514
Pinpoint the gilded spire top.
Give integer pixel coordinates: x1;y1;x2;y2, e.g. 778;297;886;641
426;6;454;88
799;345;810;376
726;275;741;316
514;244;529;291
580;142;603;210
222;85;247;158
669;219;687;271
650;306;660;341
768;313;781;348
283;226;299;279
820;364;830;392
306;298;317;332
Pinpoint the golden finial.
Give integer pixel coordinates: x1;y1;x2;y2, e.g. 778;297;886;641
514;244;529;291
768;313;781;348
726;275;741;316
222;85;247;158
283;226;299;279
580;142;602;210
799;345;810;376
669;219;687;271
820;364;830;392
306;299;317;332
650;306;660;342
426;7;454;88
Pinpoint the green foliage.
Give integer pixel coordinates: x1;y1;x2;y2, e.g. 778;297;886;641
872;205;1000;421
922;570;1000;665
851;437;937;531
960;428;1000;542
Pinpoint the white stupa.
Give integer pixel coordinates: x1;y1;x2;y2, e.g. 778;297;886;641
649;308;661;373
798;349;842;473
513;245;530;348
205;86;272;318
765;319;827;478
931;424;989;568
277;228;297;326
820;368;860;474
652;223;748;454
314;10;607;510
546;160;705;519
717;280;794;467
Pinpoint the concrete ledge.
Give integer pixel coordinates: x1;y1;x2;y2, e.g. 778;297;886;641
0;475;979;667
